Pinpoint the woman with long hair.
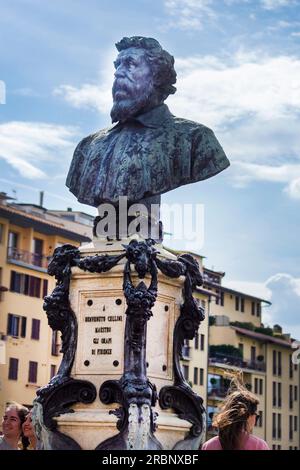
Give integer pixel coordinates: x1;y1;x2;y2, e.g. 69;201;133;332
202;376;269;450
21;411;38;450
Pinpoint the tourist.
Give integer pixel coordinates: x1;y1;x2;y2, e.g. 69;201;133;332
202;381;269;450
22;410;39;450
0;403;28;450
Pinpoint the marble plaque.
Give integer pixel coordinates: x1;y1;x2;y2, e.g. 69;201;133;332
75;290;125;375
147;294;175;380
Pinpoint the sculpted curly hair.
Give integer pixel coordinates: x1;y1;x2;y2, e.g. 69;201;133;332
116;36;177;102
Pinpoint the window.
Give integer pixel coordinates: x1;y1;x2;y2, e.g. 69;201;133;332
42;279;48;298
238;343;244;357
31;319;40;340
10;271;42;298
8;357;18;380
241;297;245;313
272;413;276;439
289;415;293;440
216;289;220;305
194;333;199;350
7;314;26;338
235;296;240;311
278;382;282;408
199;368;204;386
256;302;261;317
8;231;18;255
251;301;255;316
28;361;38;383
278;351;282;376
294;416;297;432
290;385;293;409
50;365;56;380
220;291;224;306
32;238;44;267
290;354;293;379
273;350;277;375
273;381;277;407
51;330;59;356
0;223;4;244
278;414;281;439
194;368;198;385
256;411;263;427
251;346;256;364
255;378;263;395
182;365;189;381
294;386;298;401
200;334;205;351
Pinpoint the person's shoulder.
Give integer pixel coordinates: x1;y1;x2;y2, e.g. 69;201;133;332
247;434;270;450
202;436;222;450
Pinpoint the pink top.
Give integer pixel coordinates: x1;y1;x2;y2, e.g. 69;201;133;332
202;433;270;450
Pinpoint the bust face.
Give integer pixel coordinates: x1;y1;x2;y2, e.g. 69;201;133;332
111;47;156;123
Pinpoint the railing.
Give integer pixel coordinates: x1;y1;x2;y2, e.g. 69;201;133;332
7;247;50;269
209;352;266;372
207;386;228;398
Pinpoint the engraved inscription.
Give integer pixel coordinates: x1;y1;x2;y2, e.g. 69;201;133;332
76;292;125;374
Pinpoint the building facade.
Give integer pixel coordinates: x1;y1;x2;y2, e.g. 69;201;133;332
0;193;93;418
201;266;299;450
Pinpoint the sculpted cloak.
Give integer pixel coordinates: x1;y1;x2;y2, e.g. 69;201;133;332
66;104;230;207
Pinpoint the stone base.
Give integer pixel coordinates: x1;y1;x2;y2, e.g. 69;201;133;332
55;408;191;450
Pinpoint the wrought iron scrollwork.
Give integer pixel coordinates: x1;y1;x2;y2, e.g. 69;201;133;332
97;240;162;450
157;253;206;449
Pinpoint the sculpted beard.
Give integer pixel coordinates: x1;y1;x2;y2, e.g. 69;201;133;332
110;78;155;123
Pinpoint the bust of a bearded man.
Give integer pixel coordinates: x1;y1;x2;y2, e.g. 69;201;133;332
66;36;230;209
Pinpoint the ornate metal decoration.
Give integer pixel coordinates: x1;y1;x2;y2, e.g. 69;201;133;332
157;253;206;449
42;244;80;388
97;240;162;450
39;239;206;450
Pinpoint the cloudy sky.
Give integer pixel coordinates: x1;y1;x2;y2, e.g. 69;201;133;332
1;0;300;337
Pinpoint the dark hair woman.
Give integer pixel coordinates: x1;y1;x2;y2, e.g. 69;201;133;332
202;380;269;450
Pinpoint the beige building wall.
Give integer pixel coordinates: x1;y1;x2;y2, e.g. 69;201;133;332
210;290;262;327
0;209;89;419
265;344;299;450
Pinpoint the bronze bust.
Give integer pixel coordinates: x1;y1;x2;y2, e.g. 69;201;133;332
66;36;230;208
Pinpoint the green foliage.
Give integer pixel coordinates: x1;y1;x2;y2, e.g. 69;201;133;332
209;344;243;358
230;321;276;338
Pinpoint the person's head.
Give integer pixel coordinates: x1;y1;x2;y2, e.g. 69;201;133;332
111;36;177;123
22;410;37;449
2;403;28;446
213;381;259;450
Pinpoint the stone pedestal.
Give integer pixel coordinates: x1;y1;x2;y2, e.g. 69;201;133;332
34;237;205;450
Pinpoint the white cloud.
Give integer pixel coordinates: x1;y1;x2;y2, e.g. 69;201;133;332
0;121;77;179
169;52;300;128
261;0;295;9
54;83;111;113
225;273;300;339
224;280;272;301
56;49;300;198
164;0;216;30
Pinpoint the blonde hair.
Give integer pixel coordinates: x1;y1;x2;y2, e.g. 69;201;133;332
212;373;259;450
